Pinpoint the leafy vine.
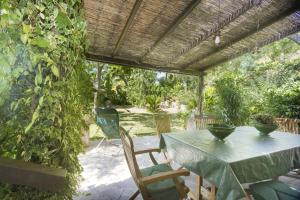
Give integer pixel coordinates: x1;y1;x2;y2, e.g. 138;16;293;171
0;0;93;199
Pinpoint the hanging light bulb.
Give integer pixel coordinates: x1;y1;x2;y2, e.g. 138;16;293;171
215;31;221;45
215;34;220;45
215;0;221;45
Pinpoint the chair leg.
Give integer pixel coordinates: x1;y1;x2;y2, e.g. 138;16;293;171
208;186;217;200
129;190;140;200
244;189;252;200
96;138;105;148
195;175;203;200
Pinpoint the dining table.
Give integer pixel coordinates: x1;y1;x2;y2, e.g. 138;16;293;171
159;126;300;200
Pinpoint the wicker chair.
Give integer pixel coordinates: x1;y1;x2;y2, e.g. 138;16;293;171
187;115;216;131
119;127;190;200
195;115;216;130
153;114;171;136
275;118;299;134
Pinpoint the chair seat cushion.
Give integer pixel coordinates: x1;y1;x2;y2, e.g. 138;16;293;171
250;180;300;200
140;163;184;200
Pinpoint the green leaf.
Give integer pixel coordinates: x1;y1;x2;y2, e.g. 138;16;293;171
31;38;50;48
25;121;34;133
56;11;71;29
51;65;60;77
39;95;44;106
22;24;30;33
32;109;39;123
35;72;42;85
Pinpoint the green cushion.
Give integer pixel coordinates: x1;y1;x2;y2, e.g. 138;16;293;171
250;180;300;200
140;163;184;200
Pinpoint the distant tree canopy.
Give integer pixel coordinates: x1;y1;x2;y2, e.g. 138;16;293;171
204;38;300;121
92;64;198;112
93;38;300;120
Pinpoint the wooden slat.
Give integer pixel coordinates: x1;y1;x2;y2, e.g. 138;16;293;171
0;157;67;192
183;7;299;69
112;0;143;56
200;24;300;71
141;169;190;185
139;0;202;62
275;118;299;134
167;0;261;66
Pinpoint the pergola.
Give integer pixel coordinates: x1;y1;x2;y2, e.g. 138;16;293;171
84;0;300;75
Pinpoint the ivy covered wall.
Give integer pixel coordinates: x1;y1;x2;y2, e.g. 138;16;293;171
0;0;93;199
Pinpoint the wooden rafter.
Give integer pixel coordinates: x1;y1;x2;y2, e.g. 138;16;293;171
166;0;261;66
112;0;143;56
139;0;202;62
182;7;299;69
199;24;300;71
86;53;196;75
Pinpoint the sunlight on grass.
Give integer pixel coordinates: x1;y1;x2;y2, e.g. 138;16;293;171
89;107;185;139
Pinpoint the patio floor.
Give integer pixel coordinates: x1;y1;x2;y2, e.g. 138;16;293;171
74;136;300;200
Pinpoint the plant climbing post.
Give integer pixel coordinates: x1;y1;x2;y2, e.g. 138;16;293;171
197;72;205;116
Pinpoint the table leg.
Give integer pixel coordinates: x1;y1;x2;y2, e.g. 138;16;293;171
195;175;203;200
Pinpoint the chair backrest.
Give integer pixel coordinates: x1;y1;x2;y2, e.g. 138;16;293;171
95;107;120;139
275;118;299;134
119;127;149;198
154;114;171;136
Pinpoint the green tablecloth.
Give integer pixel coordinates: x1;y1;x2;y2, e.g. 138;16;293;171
160;126;300;200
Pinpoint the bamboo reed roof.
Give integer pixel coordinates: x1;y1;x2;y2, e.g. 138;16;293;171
290;33;300;44
84;0;300;75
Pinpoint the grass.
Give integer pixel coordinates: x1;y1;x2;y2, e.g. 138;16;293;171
89;107;186;139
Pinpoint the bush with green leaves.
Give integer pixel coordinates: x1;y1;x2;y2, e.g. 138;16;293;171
145;95;161;113
0;0;92;199
212;74;249;125
263;62;300;119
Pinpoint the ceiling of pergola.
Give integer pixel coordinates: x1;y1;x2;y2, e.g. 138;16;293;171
84;0;300;75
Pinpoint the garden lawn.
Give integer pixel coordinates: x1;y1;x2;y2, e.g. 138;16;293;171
89;107;185;139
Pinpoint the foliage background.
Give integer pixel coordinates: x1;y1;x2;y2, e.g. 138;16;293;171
92;38;300;122
204;38;300;121
0;0;93;199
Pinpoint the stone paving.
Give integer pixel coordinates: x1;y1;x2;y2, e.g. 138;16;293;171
74;136;300;200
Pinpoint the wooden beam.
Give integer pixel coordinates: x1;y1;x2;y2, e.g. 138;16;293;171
85;53;197;76
0;157;67;192
112;0;143;56
167;0;261;66
182;7;299;69
139;0;202;62
197;72;205;116
199;24;300;71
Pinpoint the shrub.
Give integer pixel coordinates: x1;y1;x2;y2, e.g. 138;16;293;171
146;95;161;113
213;74;248;125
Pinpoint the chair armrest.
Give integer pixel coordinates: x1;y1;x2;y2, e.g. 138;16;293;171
141;169;190;185
134;148;160;155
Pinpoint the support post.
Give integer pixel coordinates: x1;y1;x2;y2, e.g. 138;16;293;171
197;72;205;115
95;64;104;108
